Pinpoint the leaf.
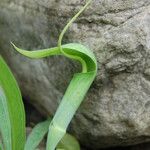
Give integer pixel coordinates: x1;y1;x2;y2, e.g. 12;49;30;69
0;143;3;150
57;134;80;150
0;86;11;150
0;134;4;150
12;44;96;150
0;56;26;150
12;0;96;150
12;43;97;149
25;118;80;150
46;45;97;150
25;119;51;150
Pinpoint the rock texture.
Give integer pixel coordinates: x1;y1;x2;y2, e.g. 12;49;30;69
1;0;150;149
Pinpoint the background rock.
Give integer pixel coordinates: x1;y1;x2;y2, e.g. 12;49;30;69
1;0;150;149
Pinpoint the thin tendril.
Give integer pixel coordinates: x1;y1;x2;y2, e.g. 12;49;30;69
57;0;93;73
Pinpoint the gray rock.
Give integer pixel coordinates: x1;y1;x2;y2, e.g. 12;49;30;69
1;0;150;149
110;143;150;150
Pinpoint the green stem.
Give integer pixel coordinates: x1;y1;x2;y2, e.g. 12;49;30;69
58;0;93;73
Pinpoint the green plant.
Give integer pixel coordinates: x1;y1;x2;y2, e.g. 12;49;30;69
0;56;80;150
0;56;25;150
0;0;97;149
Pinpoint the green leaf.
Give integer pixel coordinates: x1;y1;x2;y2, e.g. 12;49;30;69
0;142;3;150
25;119;51;150
25;118;80;150
12;0;96;150
46;45;97;150
0;56;26;150
57;134;80;150
0;86;11;150
12;43;97;150
0;134;3;150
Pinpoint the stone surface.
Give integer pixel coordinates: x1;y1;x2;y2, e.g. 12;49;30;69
110;143;150;150
1;0;150;149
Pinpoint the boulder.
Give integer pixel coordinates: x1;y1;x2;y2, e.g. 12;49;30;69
1;0;150;149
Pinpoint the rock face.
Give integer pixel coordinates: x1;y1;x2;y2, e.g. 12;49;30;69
1;0;150;149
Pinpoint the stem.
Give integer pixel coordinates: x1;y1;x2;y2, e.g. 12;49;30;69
58;0;93;73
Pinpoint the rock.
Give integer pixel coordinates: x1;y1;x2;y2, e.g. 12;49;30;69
25;100;45;127
110;143;150;150
1;0;150;149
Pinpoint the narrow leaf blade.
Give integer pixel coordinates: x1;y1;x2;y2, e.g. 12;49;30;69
25;119;51;150
0;87;11;150
25;118;80;150
57;134;80;150
0;56;26;150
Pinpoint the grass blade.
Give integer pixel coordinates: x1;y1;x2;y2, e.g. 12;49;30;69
0;86;11;150
0;56;26;150
25;119;51;150
12;43;96;150
57;134;80;150
12;0;96;150
0;145;3;150
47;44;97;150
25;118;80;150
0;142;3;150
